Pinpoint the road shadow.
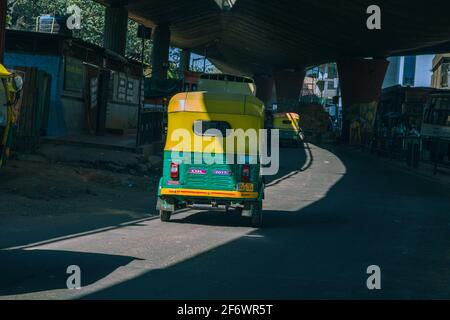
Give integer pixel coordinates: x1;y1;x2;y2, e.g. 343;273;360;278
81;143;450;299
0;214;159;250
264;141;310;185
173;208;250;227
0;249;139;296
168;144;310;228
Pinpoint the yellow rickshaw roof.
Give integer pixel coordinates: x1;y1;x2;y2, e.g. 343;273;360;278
168;91;264;117
0;64;11;78
273;112;300;119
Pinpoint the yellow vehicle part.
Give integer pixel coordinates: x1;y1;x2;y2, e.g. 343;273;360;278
0;64;12;77
0;65;20;168
165;92;265;154
197;74;256;96
168;91;264;116
273;112;301;132
160;187;259;199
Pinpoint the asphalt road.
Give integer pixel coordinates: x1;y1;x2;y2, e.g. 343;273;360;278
1;144;450;299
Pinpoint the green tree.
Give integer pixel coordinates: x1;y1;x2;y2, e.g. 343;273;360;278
7;0;218;75
9;0;104;42
8;0;150;59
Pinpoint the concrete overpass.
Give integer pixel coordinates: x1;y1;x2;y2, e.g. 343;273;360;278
99;0;450;74
0;0;446;139
95;0;450;139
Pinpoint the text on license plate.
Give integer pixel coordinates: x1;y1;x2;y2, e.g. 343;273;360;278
238;183;254;192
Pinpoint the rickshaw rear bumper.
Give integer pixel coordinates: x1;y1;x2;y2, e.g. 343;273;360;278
159;187;259;199
156;187;263;213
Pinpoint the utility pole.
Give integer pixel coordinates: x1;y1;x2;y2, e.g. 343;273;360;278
203;47;207;73
136;25;151;147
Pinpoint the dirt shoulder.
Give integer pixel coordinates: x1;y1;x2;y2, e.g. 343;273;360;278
0;159;160;249
0;159;160;216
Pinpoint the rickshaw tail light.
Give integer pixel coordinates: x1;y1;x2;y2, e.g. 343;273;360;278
241;165;251;182
170;162;179;180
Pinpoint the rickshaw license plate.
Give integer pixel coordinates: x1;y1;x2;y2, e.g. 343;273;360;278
238;183;254;192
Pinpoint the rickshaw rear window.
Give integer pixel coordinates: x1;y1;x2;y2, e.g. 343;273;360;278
282;120;292;124
193;120;231;136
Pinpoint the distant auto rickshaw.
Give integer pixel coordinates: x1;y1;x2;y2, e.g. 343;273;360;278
0;64;23;168
272;112;303;147
156;91;265;227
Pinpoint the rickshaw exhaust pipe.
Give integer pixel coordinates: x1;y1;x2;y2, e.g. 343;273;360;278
188;204;228;212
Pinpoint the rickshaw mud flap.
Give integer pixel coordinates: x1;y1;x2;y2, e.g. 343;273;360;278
242;202;262;217
159;187;259;199
156;197;176;212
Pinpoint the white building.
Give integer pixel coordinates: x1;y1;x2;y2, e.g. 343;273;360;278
382;55;434;89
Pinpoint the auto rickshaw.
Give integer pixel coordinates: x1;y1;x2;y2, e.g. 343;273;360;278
0;64;23;168
156;91;265;227
272;112;303;147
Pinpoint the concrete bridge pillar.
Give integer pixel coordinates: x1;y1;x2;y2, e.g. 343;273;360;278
179;49;191;74
337;57;389;143
103;2;128;57
253;73;274;107
151;24;171;80
274;69;305;112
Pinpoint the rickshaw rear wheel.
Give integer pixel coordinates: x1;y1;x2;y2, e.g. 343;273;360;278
251;212;263;228
160;210;171;222
250;202;263;228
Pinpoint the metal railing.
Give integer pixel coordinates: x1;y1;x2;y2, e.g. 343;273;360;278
370;136;450;175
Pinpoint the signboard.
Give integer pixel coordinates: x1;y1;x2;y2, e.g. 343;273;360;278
143;103;164;112
89;77;98;109
113;72;139;104
117;73;127;101
421;124;450;139
64;56;84;92
137;25;152;39
126;79;136;103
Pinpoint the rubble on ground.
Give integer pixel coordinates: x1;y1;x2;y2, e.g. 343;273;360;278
16;144;163;176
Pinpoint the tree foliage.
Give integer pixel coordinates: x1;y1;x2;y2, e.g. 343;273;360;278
6;0;218;75
7;0;151;59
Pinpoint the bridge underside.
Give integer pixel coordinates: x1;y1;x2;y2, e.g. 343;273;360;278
98;0;450;75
